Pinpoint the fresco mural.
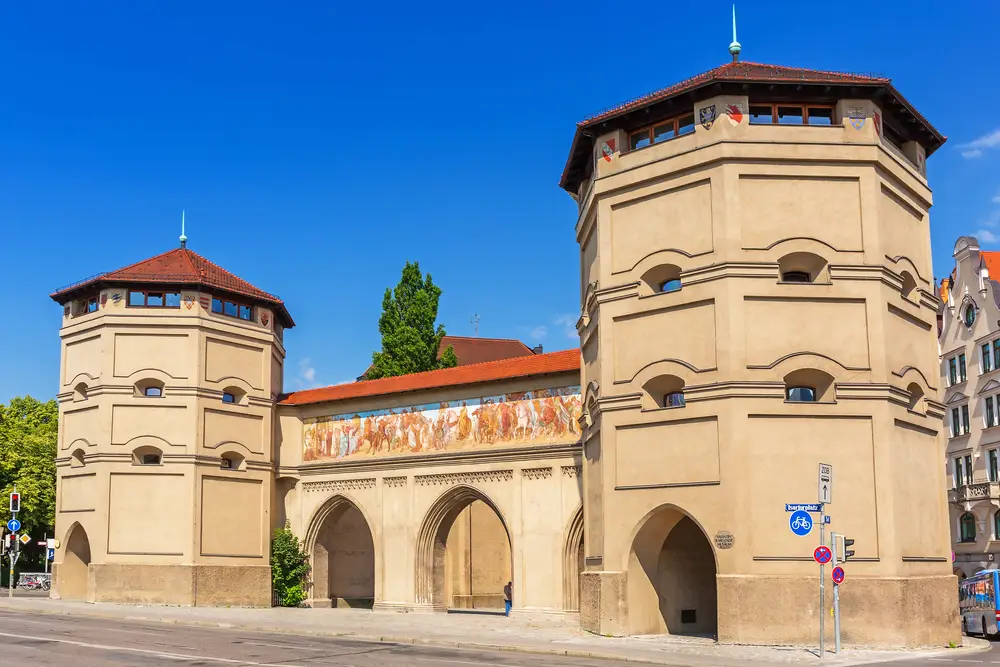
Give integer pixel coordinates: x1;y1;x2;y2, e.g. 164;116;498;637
303;386;582;461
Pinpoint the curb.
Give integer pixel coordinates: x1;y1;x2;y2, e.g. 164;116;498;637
0;601;987;666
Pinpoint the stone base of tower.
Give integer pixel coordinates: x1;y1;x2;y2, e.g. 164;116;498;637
56;563;272;607
580;570;960;648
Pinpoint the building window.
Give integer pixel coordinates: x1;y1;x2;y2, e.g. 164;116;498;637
144;386;162;397
952;405;971;437
989;449;998;483
965;304;977;327
948;354;967;386
664;392;685;408
995;511;1000;540
781;271;811;283
628;112;696;150
984;343;994;374
994;340;1000;372
136;379;165;398
128;290;181;308
988;396;999;428
211;297;253;321
786;386;817;402
960;512;977;543
84;296;99;313
961;354;968;383
748;104;835;125
142;453;161;465
222;392;236;404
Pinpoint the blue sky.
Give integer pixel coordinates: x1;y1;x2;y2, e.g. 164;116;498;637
2;1;999;403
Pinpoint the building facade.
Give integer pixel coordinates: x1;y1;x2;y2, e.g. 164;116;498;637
939;237;1000;578
47;56;958;647
562;60;955;646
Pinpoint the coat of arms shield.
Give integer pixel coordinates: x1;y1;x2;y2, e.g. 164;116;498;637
699;104;716;130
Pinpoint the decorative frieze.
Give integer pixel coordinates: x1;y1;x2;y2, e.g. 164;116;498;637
521;467;553;480
384;476;408;488
303;478;376;493
415;470;513;486
561;465;582;477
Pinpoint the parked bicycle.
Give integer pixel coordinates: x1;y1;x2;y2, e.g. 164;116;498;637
16;573;51;591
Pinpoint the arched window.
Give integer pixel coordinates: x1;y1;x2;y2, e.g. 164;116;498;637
641;374;686;410
899;271;917;300
135;379;165;398
778;252;829;284
220;452;246;471
783;368;835;403
964;303;977;328
73;382;88;402
221;387;246;405
70;449;86;468
961;512;977;543
906;382;924;413
132;446;162;466
639;264;682;296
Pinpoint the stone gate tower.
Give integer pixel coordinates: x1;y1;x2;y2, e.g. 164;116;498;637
49;244;293;605
561;59;958;646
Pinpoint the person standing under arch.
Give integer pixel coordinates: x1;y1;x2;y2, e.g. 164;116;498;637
504;580;512;616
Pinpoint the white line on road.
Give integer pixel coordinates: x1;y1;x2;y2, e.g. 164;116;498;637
0;630;304;666
239;641;326;652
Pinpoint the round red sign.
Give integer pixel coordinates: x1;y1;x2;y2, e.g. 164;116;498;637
832;566;845;584
813;546;832;564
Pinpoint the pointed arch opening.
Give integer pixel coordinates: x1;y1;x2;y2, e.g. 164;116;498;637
627;505;718;637
415;486;511;612
58;523;91;601
563;505;585;611
306;495;375;608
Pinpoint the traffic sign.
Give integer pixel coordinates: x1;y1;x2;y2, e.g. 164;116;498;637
6;519;20;533
824;516;831;524
47;548;54;561
819;463;833;504
18;534;30;546
832;566;845;584
789;510;813;536
814;545;833;564
785;503;822;512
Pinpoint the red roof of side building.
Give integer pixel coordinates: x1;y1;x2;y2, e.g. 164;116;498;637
560;60;946;194
281;348;580;407
49;247;294;327
981;253;1000;285
356;335;539;380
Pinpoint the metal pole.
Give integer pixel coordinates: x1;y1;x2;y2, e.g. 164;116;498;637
819;504;825;659
832;531;841;654
43;532;48;575
8;536;15;598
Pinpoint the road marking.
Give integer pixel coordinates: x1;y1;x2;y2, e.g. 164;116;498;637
0;630;303;667
412;658;516;667
238;641;326;652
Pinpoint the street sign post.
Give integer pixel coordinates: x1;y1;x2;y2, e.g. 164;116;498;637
819;463;833;505
813;545;832;564
6;519;20;533
832;532;843;654
789;510;813;536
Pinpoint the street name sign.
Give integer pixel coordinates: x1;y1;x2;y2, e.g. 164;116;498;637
785;503;822;512
819;463;833;504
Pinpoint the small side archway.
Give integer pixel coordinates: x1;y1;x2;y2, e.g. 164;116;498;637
58;522;91;601
305;495;376;608
563;505;584;611
415;485;512;612
627;505;718;637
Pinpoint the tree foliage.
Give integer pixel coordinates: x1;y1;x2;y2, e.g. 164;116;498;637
367;261;457;379
0;397;57;544
270;524;310;607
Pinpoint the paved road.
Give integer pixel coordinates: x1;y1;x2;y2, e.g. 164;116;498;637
0;609;631;667
868;638;999;667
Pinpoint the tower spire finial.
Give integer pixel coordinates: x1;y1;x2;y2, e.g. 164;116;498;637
729;5;742;62
180;210;188;248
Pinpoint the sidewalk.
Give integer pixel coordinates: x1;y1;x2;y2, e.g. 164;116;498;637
0;596;986;666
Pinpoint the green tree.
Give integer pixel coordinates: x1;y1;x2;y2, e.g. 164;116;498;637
270;524;310;607
367;261;458;379
0;396;58;571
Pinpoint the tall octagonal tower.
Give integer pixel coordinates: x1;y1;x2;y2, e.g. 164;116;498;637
49;243;293;606
562;60;955;646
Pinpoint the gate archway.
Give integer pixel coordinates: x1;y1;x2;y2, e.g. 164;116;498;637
305;495;376;608
415;486;511;611
58;522;91;601
563;505;584;611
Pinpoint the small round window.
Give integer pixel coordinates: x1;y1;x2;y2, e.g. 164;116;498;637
965;304;977;327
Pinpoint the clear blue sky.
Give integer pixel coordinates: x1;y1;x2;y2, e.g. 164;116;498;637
2;1;999;403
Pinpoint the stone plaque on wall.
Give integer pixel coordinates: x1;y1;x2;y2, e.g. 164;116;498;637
714;530;734;550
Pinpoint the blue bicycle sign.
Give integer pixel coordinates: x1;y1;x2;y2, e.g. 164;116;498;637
789;510;813;536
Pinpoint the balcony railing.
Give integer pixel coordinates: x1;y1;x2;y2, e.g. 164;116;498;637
949;482;1000;504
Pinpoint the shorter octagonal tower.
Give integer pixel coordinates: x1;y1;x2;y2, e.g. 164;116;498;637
563;59;955;646
49;243;293;605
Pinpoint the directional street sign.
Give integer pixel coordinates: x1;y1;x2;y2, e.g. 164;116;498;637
18;534;30;546
814;545;833;564
785;503;822;512
789;510;813;536
6;519;20;533
819;463;833;504
832;566;845;584
824;516;831;524
47;548;54;561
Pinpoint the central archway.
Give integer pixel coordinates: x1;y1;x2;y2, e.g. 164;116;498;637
306;495;375;608
627;505;718;637
415;486;511;611
58;523;91;601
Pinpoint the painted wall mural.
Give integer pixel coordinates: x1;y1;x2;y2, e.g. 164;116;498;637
302;386;582;461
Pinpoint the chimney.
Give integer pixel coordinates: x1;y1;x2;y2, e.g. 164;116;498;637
532;344;543;354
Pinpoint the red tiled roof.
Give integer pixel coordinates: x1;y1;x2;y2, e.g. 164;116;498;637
50;247;294;326
981;253;1000;285
356;335;538;380
560;60;946;194
281;348;580;406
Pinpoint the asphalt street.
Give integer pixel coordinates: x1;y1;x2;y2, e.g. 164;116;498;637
877;638;1000;667
0;609;631;667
